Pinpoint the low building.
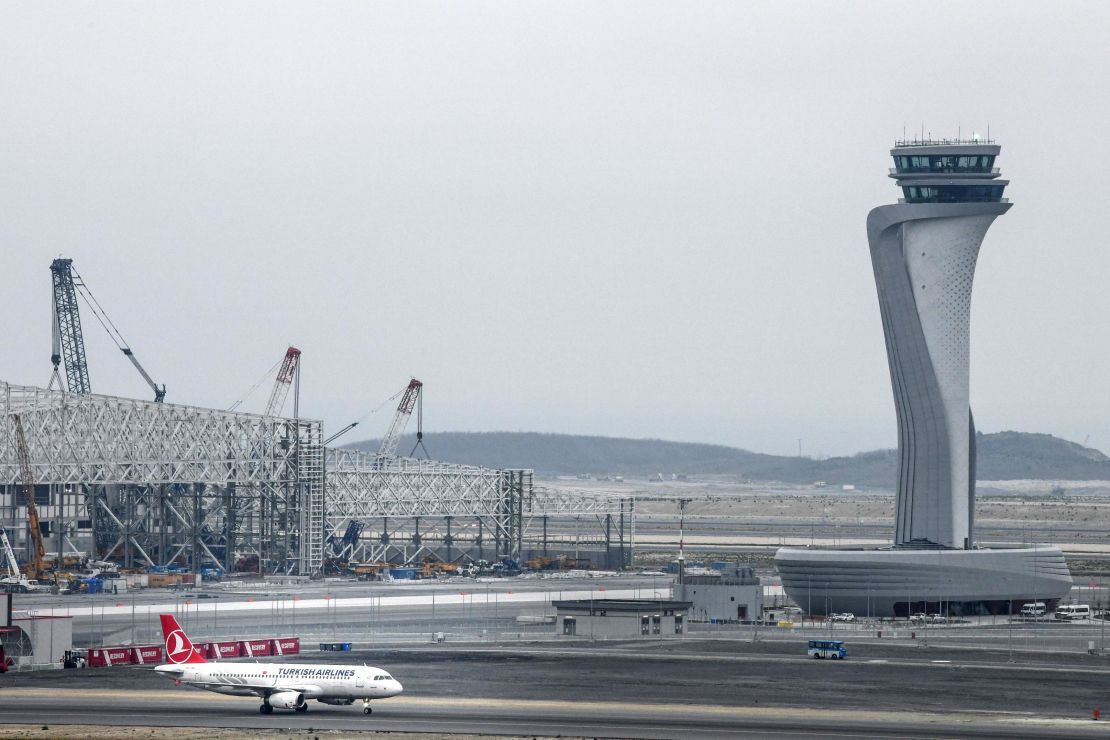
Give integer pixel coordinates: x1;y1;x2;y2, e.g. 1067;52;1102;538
553;599;691;638
1;614;73;666
677;564;763;622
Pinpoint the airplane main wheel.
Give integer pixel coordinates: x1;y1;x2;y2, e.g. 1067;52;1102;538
259;704;274;715
295;704;308;713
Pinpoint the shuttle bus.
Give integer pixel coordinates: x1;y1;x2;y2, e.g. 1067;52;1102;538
807;639;847;659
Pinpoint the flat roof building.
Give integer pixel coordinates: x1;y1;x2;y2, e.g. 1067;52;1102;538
678;565;762;623
553;599;691;639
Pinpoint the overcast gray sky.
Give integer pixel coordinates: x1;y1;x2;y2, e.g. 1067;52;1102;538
2;2;1108;457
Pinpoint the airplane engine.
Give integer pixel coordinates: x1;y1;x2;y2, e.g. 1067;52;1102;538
268;691;305;710
316;697;354;706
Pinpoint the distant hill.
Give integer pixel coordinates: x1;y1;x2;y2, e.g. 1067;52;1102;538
344;431;1110;485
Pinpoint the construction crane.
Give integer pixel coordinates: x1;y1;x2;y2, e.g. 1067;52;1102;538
263;346;301;417
378;379;422;457
49;259;91;394
48;258;166;402
12;415;46;581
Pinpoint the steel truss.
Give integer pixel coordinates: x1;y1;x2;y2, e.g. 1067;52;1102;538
325;449;634;568
0;381;323;575
1;380;634;576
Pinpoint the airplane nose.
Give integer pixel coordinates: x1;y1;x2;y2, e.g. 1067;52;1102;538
392;680;404;695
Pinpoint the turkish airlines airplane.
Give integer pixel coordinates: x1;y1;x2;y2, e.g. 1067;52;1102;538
153;614;403;715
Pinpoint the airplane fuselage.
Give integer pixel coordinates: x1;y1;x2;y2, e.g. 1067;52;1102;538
155;662;402;705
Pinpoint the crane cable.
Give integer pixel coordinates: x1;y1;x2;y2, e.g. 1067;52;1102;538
69;268;132;353
322;383;413;447
228;356;285;412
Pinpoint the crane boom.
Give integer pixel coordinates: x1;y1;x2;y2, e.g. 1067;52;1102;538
378;379;422;457
263;347;301;417
50;258;92;394
12;415;46;580
0;529;21;579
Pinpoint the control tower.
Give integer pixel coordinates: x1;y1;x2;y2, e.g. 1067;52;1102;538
871;138;1009;550
774;137;1072;617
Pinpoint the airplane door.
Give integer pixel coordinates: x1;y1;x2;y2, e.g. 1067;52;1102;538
356;673;364;689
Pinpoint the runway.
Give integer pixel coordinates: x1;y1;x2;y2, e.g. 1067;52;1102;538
3;689;1107;739
7;640;1110;738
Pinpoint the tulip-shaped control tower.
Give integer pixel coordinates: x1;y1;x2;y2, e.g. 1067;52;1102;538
775;138;1072;617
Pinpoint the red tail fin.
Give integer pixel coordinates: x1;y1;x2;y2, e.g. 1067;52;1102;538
159;614;207;664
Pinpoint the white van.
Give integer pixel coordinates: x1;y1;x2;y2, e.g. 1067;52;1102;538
1055;604;1091;621
1020;602;1047;618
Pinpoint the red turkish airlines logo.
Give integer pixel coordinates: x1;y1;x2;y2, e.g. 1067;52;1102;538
166;629;193;664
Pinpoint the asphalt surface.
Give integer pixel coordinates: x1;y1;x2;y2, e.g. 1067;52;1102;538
5;639;1110;738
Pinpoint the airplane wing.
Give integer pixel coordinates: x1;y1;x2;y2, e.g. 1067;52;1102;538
189;677;323;698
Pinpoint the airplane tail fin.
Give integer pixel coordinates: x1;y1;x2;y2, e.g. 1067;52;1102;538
159;614;207;664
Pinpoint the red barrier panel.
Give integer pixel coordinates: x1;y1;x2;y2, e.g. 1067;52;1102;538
130;645;164;664
88;647;130;667
271;637;300;656
206;641;241;660
239;639;271;658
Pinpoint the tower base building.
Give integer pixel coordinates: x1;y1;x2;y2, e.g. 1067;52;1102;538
775;137;1072;616
775;546;1071;617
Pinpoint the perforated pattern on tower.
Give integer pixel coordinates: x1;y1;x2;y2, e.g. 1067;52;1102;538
929;229;980;379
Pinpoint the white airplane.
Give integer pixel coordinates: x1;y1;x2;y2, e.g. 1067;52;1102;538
153;614;403;715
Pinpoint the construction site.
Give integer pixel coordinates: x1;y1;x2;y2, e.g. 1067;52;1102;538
0;258;634;594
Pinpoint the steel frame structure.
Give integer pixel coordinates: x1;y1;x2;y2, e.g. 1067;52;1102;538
325;450;633;568
1;380;635;575
0;381;323;575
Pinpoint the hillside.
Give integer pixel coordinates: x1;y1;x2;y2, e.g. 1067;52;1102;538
345;430;1110;485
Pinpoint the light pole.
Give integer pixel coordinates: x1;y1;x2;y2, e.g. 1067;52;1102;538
1100;585;1105;654
1007;599;1014;663
807;577;812;629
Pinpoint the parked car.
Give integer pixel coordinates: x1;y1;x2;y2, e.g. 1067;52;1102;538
927;613;948;624
829;612;856;623
909;612;928;624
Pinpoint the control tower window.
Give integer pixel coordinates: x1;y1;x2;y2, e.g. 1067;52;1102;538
902;185;1005;203
893;154;996;174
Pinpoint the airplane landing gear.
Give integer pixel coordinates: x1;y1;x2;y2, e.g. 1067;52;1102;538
259;703;274;715
295;704;308;713
362;701;373;715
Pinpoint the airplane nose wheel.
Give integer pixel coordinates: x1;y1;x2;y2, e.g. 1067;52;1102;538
362;703;373;715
